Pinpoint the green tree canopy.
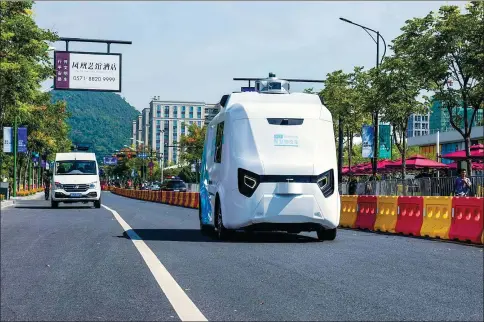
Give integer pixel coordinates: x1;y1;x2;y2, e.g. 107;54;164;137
392;1;484;173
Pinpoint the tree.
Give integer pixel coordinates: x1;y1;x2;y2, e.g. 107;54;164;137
392;1;484;174
0;1;57;128
320;68;371;173
373;56;427;178
0;1;72;190
178;123;207;166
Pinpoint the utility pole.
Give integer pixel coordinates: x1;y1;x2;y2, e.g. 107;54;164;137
13;116;18;197
339;18;387;179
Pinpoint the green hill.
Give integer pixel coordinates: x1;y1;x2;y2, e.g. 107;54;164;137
50;90;140;158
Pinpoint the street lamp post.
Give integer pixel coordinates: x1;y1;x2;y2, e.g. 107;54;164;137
340;17;387;178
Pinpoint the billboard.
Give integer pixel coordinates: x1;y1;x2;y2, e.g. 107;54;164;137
379;124;392;159
3;127;12;153
54;51;122;92
362;125;374;158
103;156;118;165
17;127;28;153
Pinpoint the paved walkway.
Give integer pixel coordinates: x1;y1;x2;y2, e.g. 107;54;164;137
1;192;44;209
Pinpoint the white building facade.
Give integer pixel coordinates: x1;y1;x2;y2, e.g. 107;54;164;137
131;100;206;165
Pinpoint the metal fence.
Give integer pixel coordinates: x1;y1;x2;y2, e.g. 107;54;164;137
339;176;484;197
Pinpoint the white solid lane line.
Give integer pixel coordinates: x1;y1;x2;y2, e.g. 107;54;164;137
102;205;207;322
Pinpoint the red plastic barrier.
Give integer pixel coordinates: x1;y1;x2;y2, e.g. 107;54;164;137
355;195;377;230
157;191;162;203
395;196;424;236
166;191;175;205
449;197;483;243
194;193;199;209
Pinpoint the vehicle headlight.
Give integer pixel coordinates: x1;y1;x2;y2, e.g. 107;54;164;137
237;168;260;198
55;182;63;189
89;181;98;189
316;169;334;198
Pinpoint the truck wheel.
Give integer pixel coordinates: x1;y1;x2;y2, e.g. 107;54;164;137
94;200;101;208
51;200;59;209
317;227;337;241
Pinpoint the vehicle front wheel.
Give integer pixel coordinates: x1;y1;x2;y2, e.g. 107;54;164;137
215;202;232;241
317;227;337;241
94;200;101;208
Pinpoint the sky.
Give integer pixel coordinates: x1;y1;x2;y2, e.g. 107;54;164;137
34;1;464;112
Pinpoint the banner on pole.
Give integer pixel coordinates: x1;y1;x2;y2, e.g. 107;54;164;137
361;125;374;158
17;127;28;153
3;127;12;153
103;156;118;165
379;124;392;159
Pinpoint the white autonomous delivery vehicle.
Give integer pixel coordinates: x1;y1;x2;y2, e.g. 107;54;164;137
51;151;102;209
199;74;340;240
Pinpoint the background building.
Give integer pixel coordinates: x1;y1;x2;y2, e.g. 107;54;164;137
132;99;206;165
204;103;220;124
429;100;484;134
407;100;484;164
407;113;430;138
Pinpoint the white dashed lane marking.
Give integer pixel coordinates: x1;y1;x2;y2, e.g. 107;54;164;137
102;204;207;322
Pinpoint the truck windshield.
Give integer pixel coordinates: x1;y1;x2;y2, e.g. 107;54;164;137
55;160;97;175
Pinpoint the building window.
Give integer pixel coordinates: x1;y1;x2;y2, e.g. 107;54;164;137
164;120;169;129
157;111;161;117
157;105;161;112
197;111;202;119
198;121;202;127
173;106;178;118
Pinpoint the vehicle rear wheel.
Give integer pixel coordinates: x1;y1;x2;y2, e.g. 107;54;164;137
215;202;232;240
94;199;101;208
51;200;59;209
317;227;337;241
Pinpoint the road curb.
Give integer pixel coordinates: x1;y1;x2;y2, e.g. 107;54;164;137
1;192;45;209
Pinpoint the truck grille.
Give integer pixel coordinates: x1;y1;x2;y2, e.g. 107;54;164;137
63;184;89;192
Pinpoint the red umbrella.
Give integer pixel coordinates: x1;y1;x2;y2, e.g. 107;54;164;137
357;159;399;174
344;162;372;175
386;154;449;169
442;144;484;161
448;161;484;170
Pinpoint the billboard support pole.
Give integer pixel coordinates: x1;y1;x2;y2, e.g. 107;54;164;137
58;37;132;54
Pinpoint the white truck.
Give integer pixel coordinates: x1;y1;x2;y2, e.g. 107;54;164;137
51;152;102;208
199;75;340;240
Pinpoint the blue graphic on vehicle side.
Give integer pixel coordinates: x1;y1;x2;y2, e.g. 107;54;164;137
199;136;212;225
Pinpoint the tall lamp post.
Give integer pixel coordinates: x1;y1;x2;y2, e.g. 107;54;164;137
340;17;387;178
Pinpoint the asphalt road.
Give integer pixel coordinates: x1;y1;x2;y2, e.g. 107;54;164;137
1;192;483;321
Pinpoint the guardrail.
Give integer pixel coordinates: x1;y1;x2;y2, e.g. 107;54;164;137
339;176;484;197
110;187;198;209
107;187;483;244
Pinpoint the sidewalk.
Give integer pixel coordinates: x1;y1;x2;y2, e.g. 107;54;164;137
1;192;44;209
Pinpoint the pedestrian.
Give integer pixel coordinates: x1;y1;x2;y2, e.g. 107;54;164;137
43;172;51;200
454;169;472;196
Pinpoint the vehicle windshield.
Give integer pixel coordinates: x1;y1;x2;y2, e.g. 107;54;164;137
55;160;97;175
166;181;186;188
